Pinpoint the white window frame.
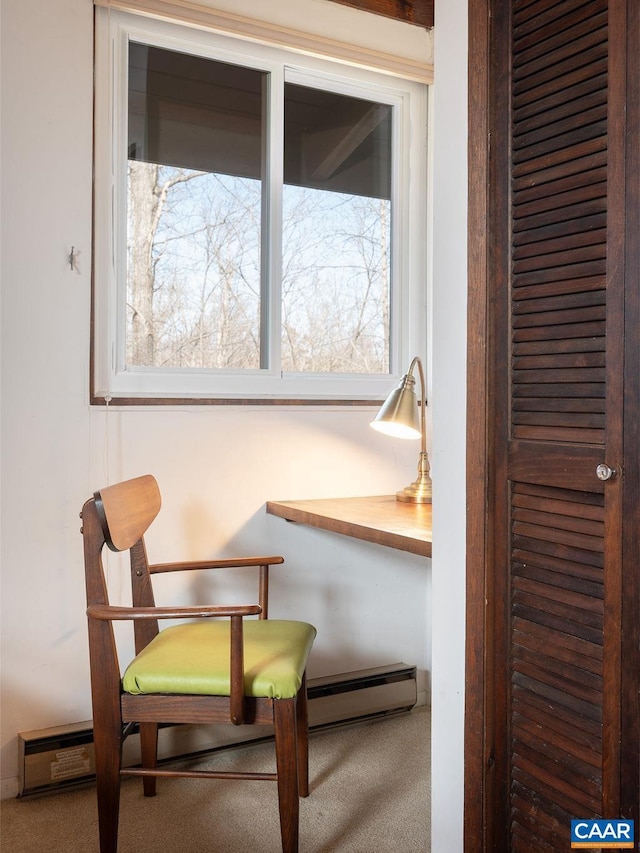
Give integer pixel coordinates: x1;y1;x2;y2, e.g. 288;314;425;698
93;8;428;402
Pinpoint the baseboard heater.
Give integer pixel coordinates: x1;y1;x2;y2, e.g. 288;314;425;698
18;663;417;798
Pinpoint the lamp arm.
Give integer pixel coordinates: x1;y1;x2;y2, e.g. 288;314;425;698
408;356;427;457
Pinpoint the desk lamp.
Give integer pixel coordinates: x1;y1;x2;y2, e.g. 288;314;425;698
370;356;432;504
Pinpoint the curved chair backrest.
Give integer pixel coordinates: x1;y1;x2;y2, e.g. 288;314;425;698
94;474;161;552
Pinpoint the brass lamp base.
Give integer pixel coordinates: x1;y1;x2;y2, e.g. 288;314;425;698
395;452;432;504
396;479;433;504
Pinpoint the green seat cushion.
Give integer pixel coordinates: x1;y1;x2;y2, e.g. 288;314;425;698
122;619;316;700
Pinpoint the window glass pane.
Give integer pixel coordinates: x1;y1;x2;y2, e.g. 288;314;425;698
127;44;265;369
283;84;392;374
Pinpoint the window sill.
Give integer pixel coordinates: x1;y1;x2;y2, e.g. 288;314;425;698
90;394;383;407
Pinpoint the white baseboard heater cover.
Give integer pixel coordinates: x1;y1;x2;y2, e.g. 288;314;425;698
18;663;417;797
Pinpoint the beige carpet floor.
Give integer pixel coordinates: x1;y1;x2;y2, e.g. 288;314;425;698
1;707;430;852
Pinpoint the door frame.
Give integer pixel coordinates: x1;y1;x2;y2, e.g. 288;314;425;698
465;0;496;844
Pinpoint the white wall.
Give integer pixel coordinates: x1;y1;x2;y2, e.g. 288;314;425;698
430;0;469;851
0;0;443;809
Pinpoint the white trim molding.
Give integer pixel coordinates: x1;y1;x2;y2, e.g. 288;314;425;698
93;0;434;83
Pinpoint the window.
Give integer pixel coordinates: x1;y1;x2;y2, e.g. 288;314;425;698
93;10;428;401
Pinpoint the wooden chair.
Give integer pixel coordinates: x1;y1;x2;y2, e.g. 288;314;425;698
80;474;316;853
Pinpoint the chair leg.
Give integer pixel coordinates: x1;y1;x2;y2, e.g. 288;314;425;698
93;712;122;853
274;699;299;853
139;722;158;797
296;675;310;798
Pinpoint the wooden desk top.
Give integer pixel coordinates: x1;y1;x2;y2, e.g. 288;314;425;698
266;495;432;558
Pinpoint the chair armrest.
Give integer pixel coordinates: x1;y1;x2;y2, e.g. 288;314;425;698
148;556;284;574
148;556;283;620
87;604;262;621
87;604;252;725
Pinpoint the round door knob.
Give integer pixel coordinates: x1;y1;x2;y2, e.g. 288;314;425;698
596;463;616;481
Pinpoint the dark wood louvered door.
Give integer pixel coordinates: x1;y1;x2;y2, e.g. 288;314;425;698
508;1;615;846
466;0;640;850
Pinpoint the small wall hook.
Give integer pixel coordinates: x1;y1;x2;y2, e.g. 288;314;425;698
68;246;80;273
